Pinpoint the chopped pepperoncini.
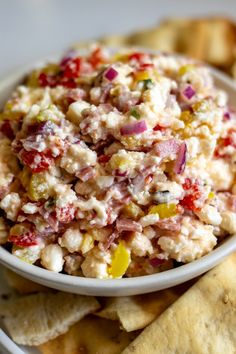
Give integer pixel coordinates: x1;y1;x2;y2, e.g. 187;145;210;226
109;242;131;278
148;203;177;219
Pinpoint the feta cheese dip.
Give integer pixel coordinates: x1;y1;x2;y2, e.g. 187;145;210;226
0;47;235;279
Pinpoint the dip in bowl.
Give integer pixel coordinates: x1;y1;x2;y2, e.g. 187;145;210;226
0;47;235;295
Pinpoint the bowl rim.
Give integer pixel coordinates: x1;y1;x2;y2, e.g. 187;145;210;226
0;52;236;294
0;235;236;291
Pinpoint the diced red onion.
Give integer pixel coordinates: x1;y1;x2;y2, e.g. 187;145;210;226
154;139;180;158
104;67;118;81
76;167;94;182
183;85;196;100
116;218;142;233
27;121;56;136
115;169;128;177
120;120;147;136
174;142;187;174
223;111;231;121
149;258;165;267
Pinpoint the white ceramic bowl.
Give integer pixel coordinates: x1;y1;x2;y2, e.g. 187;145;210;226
0;58;236;296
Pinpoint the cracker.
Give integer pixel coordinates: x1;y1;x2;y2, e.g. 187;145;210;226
38;315;139;354
0;292;100;346
97;281;193;332
122;253;236;354
4;269;49;294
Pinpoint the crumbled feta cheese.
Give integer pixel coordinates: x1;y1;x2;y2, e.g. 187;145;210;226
59;226;83;253
41;244;64;272
129;232;154;257
220;211;236;234
158;217;217;262
77;197;107;226
67;101;90;125
207;159;234;191
0;193;21;221
140;214;159;227
81;249;109;279
60;143;97;174
196;205;222;226
22;203;39;214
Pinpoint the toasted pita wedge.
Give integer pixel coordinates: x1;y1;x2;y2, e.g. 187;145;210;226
177;19;209;60
0;292;100;346
126;19;191;53
4;269;49;294
100;35;127;47
122;253;236;354
127;26;177;52
38;315;138;354
97;281;193;332
205;18;236;67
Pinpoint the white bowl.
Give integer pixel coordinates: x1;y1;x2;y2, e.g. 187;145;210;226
0;59;236;296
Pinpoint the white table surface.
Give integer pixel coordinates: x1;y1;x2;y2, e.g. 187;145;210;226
0;0;236;78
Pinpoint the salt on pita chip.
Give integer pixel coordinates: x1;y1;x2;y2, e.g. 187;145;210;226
38;315;139;354
0;292;100;346
122;253;236;354
4;268;49;294
97;281;193;332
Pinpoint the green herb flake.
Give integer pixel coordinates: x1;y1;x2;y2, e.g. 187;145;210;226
46;197;56;208
142;79;154;90
130;108;140;120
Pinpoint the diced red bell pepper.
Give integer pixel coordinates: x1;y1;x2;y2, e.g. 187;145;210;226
153;124;167;132
20;149;53;173
0;120;14;139
9;231;38;247
56;205;75;223
98;154;111;163
38;72;58;87
215;128;236;158
89;48;104;68
180;178;201;212
128;52;151;65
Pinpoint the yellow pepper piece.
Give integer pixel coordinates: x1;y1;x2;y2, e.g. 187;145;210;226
178;64;195;76
208;191;215;200
28;173;50;201
122;202;144;219
192;101;203;112
109;242;131;279
109;154;136;172
112;53;128;62
180;111;193;124
148;203;177;219
135;71;150;82
81;233;94;254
